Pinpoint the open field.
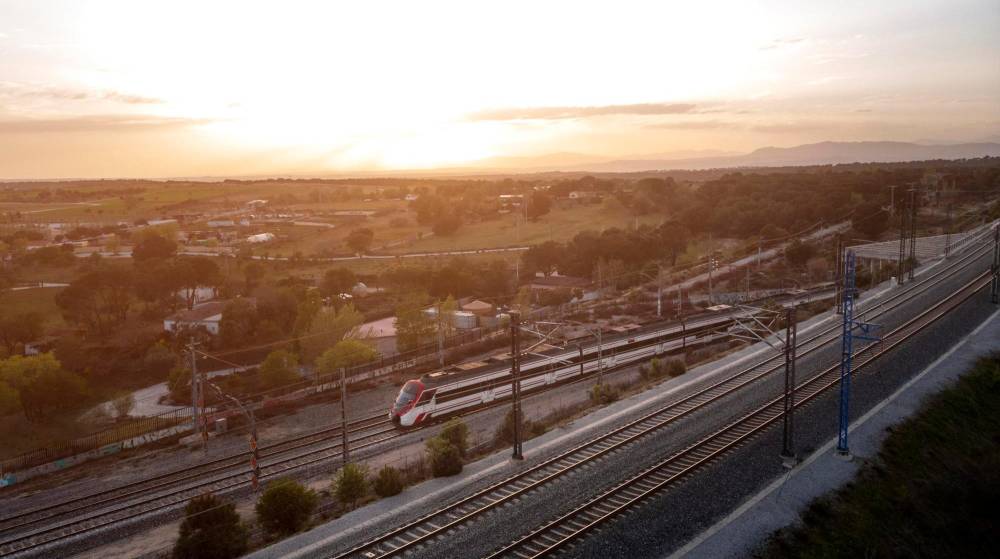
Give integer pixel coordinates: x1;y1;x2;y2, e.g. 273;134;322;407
0;286;67;330
384;199;665;254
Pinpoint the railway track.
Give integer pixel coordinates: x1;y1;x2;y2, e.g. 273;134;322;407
488;271;992;558
326;248;993;559
0;236;991;558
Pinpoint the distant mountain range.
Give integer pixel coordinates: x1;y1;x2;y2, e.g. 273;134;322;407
461;141;1000;174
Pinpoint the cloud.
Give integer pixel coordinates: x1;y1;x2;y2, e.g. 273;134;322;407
102;91;162;104
0;82;163;105
759;37;805;51
467;102;697;121
645;120;731;130
0;114;215;133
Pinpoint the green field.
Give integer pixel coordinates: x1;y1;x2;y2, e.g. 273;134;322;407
1;286;66;329
385;200;665;254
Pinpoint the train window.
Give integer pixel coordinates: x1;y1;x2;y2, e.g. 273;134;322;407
395;381;422;407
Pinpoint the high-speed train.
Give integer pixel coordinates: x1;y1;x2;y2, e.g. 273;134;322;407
389;313;735;427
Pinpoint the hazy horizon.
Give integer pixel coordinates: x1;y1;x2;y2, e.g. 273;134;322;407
2;0;999;179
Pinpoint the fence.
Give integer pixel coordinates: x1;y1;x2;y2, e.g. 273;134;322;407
0;324;506;478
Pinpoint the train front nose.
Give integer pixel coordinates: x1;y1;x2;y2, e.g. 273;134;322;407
391;412;402;426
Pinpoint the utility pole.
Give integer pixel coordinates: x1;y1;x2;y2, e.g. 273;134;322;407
708;256;715;305
837;250;881;457
834;235;844;314
944;203;953;258
436;302;445;367
340;367;349;465
889;185;898;216
509;310;523;460
837;251;856;456
249;410;259;492
745;265;750;301
656;265;663;318
907;188;918;281
781;306;798;466
189;337;200;444
896;191;909;285
990;224;999;305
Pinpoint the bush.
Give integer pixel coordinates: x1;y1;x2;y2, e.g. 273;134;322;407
666;358;687;377
438;418;469;457
373;465;405;497
255;478;318;537
589;383;620;405
112;392;135;421
426;436;463;477
260;349;300;390
333;463;368;508
494;408;529;445
173;493;248;559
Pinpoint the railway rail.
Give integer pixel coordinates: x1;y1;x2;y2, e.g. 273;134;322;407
0;236;992;558
327;246;993;559
488;270;992;558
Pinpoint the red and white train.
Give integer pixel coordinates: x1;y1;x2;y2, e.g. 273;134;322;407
389;313;733;427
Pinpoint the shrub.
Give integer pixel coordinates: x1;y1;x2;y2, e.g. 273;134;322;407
495;408;529;445
112;392;135;421
333;463;368;508
260;350;300;390
255;478;318;537
372;465;405;498
173;493;248;559
426;436;463;477
666;357;687;377
438;418;469;457
589;383;620;405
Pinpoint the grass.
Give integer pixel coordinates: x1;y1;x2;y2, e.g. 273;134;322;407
757;353;1000;559
386;199;664;254
0;286;66;329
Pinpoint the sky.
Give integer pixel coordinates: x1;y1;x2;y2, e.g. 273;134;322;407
0;0;998;179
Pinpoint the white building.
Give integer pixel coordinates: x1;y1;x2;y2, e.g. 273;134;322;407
246;232;275;244
163;302;226;335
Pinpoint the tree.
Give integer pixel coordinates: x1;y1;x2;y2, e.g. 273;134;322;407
0;312;43;355
526;191;552;220
242;262;263;294
394;293;434;352
333;462;368;509
55;266;133;336
299;304;364;363
133;233;177;261
432;212;462;236
320;268;357;297
112;392;135;421
436;295;458;339
144;341;177;375
372;465;404;498
168;365;191;403
512;286;533;316
176;258;221;310
438;418;469;458
522;241;563;277
854;203;889;240
173;493;248;559
0;353;88;422
345;228;374;254
656;221;690;266
259;350;299;389
426;436;463;477
315;339;378;375
0;381;18;416
785;240;817;269
255;478;318;537
219;298;258;348
134;260;181;312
